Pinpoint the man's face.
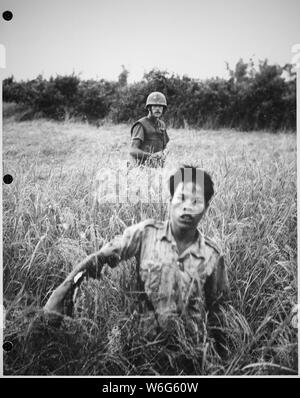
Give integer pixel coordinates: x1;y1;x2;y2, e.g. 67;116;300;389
150;105;164;118
170;181;206;231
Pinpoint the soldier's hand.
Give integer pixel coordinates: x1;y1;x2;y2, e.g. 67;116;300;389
152;151;163;159
85;248;120;278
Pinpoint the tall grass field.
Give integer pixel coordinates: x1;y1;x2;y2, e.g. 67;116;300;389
2;115;297;375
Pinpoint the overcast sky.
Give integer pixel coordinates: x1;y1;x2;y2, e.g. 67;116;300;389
0;0;299;82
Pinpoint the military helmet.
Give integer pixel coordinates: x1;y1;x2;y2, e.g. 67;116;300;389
146;91;167;108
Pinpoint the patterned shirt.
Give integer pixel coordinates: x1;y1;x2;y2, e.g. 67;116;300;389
101;219;229;336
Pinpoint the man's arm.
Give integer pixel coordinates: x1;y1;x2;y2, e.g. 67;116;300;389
43;222;145;318
130;140;164;162
204;255;230;357
164;130;170;147
205;256;230;312
43;249;118;316
130;124;149;161
130;139;153;161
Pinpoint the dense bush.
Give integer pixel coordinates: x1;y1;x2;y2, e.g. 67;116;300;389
3;59;296;131
76;79;118;122
3;74;80;119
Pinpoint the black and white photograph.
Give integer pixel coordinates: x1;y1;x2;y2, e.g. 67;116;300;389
0;0;298;377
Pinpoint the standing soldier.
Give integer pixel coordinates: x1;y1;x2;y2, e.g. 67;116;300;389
129;91;170;167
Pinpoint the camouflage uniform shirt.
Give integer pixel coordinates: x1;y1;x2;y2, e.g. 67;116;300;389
101;219;229;336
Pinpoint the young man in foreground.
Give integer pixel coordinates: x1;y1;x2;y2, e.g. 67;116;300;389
44;166;230;347
129;91;170;167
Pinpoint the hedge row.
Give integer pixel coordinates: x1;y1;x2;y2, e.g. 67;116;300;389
3;59;296;131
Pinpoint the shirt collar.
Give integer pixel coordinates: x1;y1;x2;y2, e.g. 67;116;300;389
160;220;207;260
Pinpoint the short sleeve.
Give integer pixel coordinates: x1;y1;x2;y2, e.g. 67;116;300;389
131;123;144;143
100;221;145;266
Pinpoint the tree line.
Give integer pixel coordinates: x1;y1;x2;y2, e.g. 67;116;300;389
3;59;296;132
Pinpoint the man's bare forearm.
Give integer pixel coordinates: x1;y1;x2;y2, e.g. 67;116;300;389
43;241;122;315
130;147;152;160
43;251;105;315
66;251;105;281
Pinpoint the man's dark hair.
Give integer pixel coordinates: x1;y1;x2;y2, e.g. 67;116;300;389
168;165;214;207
